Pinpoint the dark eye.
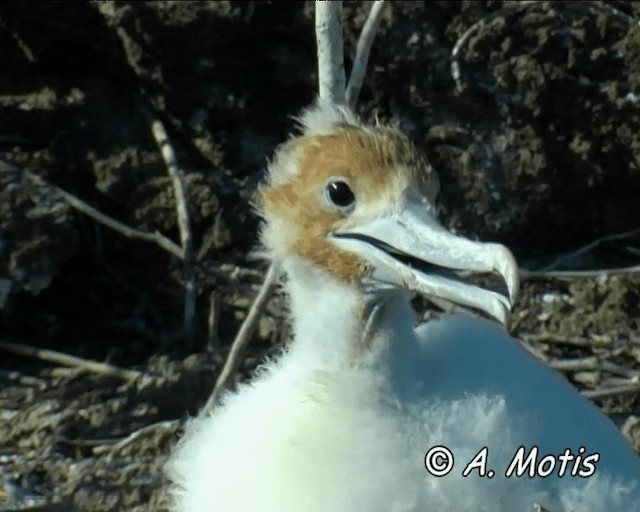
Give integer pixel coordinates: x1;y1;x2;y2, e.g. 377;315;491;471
326;180;355;209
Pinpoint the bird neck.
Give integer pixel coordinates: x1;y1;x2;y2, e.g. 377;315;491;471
282;258;419;373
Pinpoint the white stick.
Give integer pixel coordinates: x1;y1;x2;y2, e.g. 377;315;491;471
148;112;197;345
315;1;346;103
346;1;386;108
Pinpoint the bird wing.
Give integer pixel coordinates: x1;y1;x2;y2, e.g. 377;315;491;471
412;315;640;491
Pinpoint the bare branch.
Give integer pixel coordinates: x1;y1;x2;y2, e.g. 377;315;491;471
203;264;279;414
146;109;197;344
207;291;220;354
92;419;180;456
583;383;640;400
521;265;640;280
521;332;611;348
346;1;387;108
550;356;636;379
519;227;640;280
4;165;186;259
0;17;37;63
537;227;640;272
0;339;147;381
315;1;346;103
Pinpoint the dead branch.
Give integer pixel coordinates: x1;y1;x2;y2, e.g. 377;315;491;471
521;332;612;348
521;265;640;280
5;159;264;306
3;164;186;259
146;109;197;345
94;2;164;104
0;370;47;390
60;181;185;259
315;1;347;103
346;0;387;108
574;371;601;388
202;264;279;413
0;339;146;381
583;383;640;400
536;227;640;272
519;227;640;280
207;290;220;354
93;419;180;456
550;356;637;379
0;17;37;63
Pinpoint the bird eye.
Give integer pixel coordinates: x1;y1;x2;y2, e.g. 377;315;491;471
325;179;355;209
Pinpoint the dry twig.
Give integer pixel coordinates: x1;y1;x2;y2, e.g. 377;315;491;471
146;109;197;345
535;227;640;273
584;383;640;400
521;265;640;280
203;264;279;413
93;419;180;456
0;162;185;260
0;370;47;390
520;332;611;348
346;1;387;108
550;356;637;379
0;339;146;381
0;17;37;63
207;291;220;354
520;227;640;280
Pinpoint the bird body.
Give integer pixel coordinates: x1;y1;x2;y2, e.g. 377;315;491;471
168;100;640;511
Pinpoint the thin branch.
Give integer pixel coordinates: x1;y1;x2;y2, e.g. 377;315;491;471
92;419;180;456
0;162;186;259
519;226;640;280
60;181;185;259
0;17;37;63
315;1;346;103
583;383;640;400
550;356;636;379
5;160;266;298
346;0;386;108
0;370;47;390
521;332;611;348
146;109;196;344
521;264;640;280
0;339;146;381
537;227;640;272
207;290;220;354
202;264;279;414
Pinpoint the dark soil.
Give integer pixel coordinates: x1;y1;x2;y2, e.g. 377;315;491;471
1;2;639;510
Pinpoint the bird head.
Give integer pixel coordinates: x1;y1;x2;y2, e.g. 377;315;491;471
258;100;519;325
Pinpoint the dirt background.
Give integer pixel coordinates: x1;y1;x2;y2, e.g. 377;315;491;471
1;1;639;510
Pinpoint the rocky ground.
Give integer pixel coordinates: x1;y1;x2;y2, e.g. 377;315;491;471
0;1;639;510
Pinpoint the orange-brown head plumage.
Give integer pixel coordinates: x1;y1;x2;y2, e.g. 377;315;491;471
259;101;439;284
